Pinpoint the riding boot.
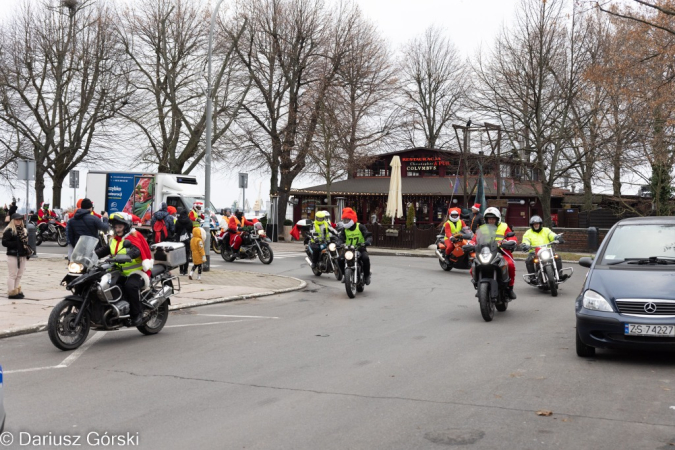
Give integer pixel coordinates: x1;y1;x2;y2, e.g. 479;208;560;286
507;287;517;300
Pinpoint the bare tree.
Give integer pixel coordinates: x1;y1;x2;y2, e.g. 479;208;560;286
117;0;249;174
472;0;590;225
0;0;132;207
229;0;356;226
399;26;467;149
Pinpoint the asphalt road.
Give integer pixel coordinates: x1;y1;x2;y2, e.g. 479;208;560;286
1;249;675;450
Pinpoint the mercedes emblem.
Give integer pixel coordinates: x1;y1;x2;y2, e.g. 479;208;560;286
644;302;657;314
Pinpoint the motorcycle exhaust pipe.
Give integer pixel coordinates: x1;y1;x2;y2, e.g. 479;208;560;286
305;256;312;266
435;249;445;260
149;286;173;308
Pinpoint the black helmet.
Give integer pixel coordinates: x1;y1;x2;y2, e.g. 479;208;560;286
235;209;243;219
530;215;543;231
109;212;132;235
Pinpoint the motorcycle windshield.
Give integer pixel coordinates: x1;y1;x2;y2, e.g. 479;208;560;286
70;235;99;269
475;225;500;253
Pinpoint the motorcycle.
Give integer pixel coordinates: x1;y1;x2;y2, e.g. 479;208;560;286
343;244;367;299
37;218;68;247
304;232;342;280
521;237;573;297
462;226;517;322
48;236;182;351
435;232;474;271
221;222;274;264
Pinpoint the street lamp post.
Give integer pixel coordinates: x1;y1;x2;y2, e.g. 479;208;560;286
203;0;226;271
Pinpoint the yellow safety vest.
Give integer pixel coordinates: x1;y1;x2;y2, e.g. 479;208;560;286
109;238;143;276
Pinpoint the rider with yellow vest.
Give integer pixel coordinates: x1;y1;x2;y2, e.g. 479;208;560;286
522;215;568;282
337;207;373;285
95;212;153;326
443;207;470;260
469;207;518;299
307;211;337;269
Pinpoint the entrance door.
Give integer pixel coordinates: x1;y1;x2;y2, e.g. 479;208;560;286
506;204;528;227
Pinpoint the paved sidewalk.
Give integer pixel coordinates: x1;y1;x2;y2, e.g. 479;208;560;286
0;253;305;339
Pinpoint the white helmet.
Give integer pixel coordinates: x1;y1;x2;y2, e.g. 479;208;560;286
483;207;501;225
449;210;460;223
193;201;204;211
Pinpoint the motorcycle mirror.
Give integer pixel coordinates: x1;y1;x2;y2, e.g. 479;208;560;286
505;232;516;238
123;240;132;248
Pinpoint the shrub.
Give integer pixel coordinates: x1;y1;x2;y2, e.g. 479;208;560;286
406;204;415;229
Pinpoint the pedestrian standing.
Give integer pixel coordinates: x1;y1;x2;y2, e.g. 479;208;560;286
469;203;485;234
189;227;206;281
2;213;33;299
174;208;193;276
66;198;109;258
151;202;174;243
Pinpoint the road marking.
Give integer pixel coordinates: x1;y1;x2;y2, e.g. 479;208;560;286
55;331;107;368
164;320;250;328
4;366;63;374
195;314;279;319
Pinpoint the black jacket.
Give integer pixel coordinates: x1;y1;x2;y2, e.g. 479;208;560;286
469;212;485;233
67;209;109;246
174;216;193;243
2;227;30;257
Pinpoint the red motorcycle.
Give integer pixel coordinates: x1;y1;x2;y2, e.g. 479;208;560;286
37;218;68;247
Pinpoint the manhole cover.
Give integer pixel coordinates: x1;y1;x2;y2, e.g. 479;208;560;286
424;429;485;446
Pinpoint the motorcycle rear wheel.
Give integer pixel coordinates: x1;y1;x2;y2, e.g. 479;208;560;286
478;283;494;322
439;258;452;271
344;268;355;299
312;265;322;276
138;302;169;335
545;265;558;297
48;300;91;351
57;229;68;247
496;300;508;312
36;233;43;246
221;248;237;262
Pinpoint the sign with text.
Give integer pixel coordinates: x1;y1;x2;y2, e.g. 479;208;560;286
401;156;450;171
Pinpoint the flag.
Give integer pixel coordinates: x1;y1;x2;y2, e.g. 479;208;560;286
510;178;516;193
453;175;459;193
493;177;498;191
502;179;506;194
476;171;487;215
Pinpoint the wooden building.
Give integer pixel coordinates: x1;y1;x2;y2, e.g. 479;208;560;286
290;148;569;228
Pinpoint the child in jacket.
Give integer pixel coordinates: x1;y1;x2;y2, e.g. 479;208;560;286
189;227;207;280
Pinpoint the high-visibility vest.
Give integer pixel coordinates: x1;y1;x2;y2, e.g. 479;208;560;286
110;238;142;276
312;221;330;243
445;220;463;236
522;227;556;251
477;222;509;241
344;224;365;246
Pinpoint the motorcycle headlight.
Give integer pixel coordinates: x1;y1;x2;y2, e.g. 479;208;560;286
539;250;552;260
68;262;84;274
582;290;614;312
257;230;265;236
478;248;492;264
328;243;336;252
345;250;354;261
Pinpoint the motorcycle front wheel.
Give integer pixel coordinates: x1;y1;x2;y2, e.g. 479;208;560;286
57;229;68;247
258;244;274;264
48;300;91;351
478;283;494;322
36;233;43;246
344;268;355;299
333;261;342;281
138;302;169;335
545;265;558;297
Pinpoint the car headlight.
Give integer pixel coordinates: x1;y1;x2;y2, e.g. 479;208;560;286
478;248;492;264
345;250;354;261
328;243;336;252
539;250;552;260
582;290;614;312
68;262;84;274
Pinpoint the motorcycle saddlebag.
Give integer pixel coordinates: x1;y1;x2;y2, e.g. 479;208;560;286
151;242;187;268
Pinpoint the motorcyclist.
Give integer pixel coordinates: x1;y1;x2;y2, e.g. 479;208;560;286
228;209;255;253
308;211;337;268
189;201;204;227
95;212;153;326
37;202;57;234
443;208;471;260
469;206;518;299
469;203;485;233
337;207;373;285
521;215;568;282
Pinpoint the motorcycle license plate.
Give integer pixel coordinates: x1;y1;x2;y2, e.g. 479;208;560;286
624;324;675;337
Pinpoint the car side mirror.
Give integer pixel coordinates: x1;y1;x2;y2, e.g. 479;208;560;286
579;257;594;268
505;232;515;238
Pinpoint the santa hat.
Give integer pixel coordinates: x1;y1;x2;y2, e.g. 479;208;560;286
341;207;358;223
124;229;154;277
472;203;481;210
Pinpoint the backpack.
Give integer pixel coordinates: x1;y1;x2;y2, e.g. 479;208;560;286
153;216;168;242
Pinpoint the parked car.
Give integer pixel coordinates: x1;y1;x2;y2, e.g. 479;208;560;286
576;216;675;357
0;364;4;433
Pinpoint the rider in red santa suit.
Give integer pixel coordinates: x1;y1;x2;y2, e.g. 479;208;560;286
228;209;255;252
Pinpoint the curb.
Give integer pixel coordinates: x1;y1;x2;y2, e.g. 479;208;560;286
0;275;307;340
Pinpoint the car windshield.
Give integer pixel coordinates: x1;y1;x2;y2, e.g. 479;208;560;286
70;235;99;269
475;224;500;252
182;197;218;213
601;224;675;265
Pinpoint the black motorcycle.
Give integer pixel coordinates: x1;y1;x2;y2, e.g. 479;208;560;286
343;244;367;299
521;237;573;297
48;236;181;351
305;233;342;280
463;226;517;322
221;223;273;264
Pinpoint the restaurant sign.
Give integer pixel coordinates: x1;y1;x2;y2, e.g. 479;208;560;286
401;156;450;171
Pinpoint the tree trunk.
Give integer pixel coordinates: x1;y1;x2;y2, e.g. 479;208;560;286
34;166;46;210
582;178;593;212
612;143;622;197
540;185;553;228
52;175;65;209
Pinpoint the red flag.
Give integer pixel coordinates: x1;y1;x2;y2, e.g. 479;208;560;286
290;224;301;241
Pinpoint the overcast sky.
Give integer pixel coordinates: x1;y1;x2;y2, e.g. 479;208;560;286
0;0;522;210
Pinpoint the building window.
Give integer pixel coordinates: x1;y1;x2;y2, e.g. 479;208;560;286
407;170;420;177
357;168;373;177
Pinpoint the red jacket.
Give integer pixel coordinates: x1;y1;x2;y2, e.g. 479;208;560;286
228;216;254;233
38;209;57;224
